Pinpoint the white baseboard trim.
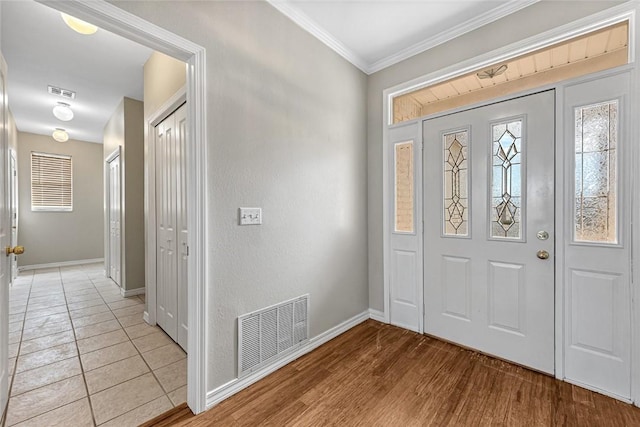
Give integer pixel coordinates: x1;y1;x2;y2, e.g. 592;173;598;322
120;287;145;297
18;258;104;272
143;311;151;324
369;309;386;323
206;310;370;409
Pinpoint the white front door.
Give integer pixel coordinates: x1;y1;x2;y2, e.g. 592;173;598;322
0;56;11;422
155;102;188;351
423;91;555;373
108;153;121;286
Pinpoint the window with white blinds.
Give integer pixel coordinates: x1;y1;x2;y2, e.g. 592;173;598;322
31;152;72;211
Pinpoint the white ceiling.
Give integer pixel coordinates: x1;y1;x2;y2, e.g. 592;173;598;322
268;0;539;74
1;1;153;144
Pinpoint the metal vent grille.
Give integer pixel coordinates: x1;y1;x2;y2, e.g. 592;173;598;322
238;295;309;377
48;85;76;99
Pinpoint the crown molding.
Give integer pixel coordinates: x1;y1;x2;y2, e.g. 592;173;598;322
266;0;370;73
267;0;539;75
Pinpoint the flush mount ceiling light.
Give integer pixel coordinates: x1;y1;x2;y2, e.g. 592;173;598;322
476;64;508;80
52;128;69;143
61;13;98;35
53;102;74;122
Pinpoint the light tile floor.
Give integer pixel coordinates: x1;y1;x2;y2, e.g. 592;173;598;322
4;263;187;427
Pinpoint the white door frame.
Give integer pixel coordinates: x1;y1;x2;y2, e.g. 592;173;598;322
382;1;639;405
105;147;122;287
39;1;209;414
144;87;186;327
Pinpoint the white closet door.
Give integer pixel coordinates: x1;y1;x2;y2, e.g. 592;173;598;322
155;102;188;350
175;104;188;351
108;154;121;286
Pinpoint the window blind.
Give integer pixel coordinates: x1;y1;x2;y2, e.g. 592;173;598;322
31;152;72;211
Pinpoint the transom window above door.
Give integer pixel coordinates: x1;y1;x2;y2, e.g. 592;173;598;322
392;21;629;124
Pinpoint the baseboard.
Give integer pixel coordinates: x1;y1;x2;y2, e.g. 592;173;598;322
368;309;386;322
18;258;104;272
121;287;145;297
206;310;370;409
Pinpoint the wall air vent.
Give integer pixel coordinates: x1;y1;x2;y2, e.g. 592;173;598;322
47;85;76;99
238;294;309;377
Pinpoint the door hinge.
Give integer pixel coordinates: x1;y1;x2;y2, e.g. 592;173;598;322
186;245;189;256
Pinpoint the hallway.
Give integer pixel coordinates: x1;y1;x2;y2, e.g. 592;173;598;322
4;263;187;426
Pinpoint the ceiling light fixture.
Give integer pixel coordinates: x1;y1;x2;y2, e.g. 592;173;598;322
476;64;508;79
61;13;98;35
52;128;69;143
53;102;74;122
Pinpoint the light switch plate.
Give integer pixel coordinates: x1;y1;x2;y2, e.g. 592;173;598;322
239;207;262;225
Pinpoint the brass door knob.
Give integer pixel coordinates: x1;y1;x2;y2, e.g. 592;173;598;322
536;250;549;260
6;246;24;257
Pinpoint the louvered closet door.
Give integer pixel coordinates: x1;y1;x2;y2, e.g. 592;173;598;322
155;103;188;351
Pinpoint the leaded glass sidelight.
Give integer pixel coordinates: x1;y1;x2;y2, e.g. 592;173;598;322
491;120;523;239
395;141;414;233
443;130;469;236
574;100;618;243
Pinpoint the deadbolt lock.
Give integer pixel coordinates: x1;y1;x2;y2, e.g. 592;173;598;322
536;230;549;241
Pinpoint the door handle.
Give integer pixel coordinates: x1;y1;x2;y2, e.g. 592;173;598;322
536;250;549;260
6;246;24;257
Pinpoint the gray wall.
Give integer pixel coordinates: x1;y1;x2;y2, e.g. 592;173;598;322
144;51;186;119
112;0;369;390
104;97;145;291
17;132;103;266
366;1;625;311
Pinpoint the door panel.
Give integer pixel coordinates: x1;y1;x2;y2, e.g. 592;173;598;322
423;91;555;374
175;104;188;351
563;72;631;399
388;121;422;333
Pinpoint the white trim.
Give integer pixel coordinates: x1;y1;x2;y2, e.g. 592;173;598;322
367;0;539;74
149;86;187;127
39;0;209;414
18;258;104;272
266;0;538;75
206;310;370;409
369;309;385;323
120;287;145;297
143;311;151;324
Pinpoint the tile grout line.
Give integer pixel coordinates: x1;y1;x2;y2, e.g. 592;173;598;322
2;270;34;427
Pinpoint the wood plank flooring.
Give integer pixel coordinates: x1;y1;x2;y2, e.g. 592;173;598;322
153;320;640;426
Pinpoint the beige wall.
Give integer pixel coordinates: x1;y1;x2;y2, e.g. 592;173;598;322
112;0;369;391
366;1;625;311
17;132;103;266
104;97;145;291
143;52;186;119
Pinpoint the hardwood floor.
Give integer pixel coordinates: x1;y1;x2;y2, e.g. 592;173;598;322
153;320;640;426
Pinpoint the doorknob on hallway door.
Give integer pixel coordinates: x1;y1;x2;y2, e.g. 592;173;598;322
6;246;24;257
536;250;549;260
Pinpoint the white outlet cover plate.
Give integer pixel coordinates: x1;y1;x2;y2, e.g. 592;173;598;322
239;207;262;225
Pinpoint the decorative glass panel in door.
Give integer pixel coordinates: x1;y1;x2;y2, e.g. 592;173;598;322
574;100;618;243
491;119;523;240
443;130;469;236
